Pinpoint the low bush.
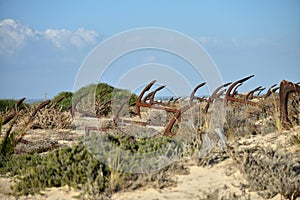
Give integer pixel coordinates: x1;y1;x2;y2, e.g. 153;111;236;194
73;83;136;116
52;91;73;111
0;139;185;199
2;144;110;197
228;145;300;200
0;99;27;112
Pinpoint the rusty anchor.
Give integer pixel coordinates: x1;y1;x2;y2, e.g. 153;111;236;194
279;80;300;127
225;75;257;106
164;82;207;136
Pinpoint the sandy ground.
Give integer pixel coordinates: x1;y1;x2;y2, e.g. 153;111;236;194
0;179;81;200
111;158;282;200
1;125;298;199
0;157;288;200
0;158;264;200
111;128;300;200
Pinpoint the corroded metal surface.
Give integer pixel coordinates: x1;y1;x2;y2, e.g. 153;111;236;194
135;80;178;117
264;84;278;98
257;87;265;96
31;100;51;119
189;82;206;105
3;98;26;125
50;96;65;109
279;80;300;126
113;94;136;126
164;82;207;136
204;82;231;113
245;86;263;100
10;76;295;138
225;75;257;106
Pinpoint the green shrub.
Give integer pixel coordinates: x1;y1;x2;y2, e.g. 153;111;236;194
84;132;183;173
6;144;110;196
0;99;26;112
238;147;300;199
52;91;73;111
95;83;137;105
0;152;41;176
0;116;23;168
0;134;186;198
73;83;136;116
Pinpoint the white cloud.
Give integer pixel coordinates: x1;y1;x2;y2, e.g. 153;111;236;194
0;18;101;55
43;28;99;49
0;19;35;54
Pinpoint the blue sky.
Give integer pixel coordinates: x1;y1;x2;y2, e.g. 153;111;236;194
0;0;299;98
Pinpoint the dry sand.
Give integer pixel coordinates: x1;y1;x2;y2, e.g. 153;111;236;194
1;157;282;200
112;158;282;200
1;126;298;199
0;178;81;200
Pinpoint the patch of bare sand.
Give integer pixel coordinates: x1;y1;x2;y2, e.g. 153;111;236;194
0;158;287;200
112;158;282;200
0;177;81;200
20;186;81;200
